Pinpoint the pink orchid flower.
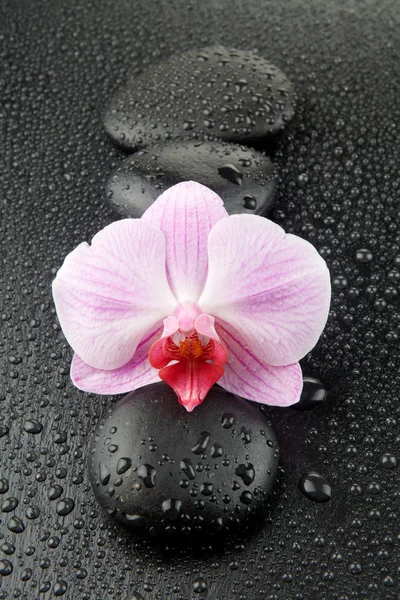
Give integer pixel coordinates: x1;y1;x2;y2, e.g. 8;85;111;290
52;181;331;412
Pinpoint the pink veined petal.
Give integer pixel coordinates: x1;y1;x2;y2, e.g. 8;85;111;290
199;215;331;366
71;327;162;394
142;181;228;303
52;219;178;370
216;322;303;407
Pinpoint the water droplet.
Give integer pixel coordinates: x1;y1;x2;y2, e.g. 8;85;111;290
137;464;156;488
299;472;332;502
48;485;63;500
235;463;255;485
1;497;18;512
7;516;25;533
180;458;196;479
243;194;257;210
53;580;68;596
23;419;43;434
200;482;214;496
125;514;146;528
355;248;373;263
240;490;254;505
0;560;13;576
211;443;223;458
56;498;75;516
380;453;397;469
218;164;243;184
0;478;9;494
161;498;182;520
293;377;327;410
115;457;132;475
221;413;235;429
191;431;210;454
99;462;111;486
193;577;208;593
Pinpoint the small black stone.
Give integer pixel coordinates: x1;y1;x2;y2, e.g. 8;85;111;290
299;472;332;503
88;383;279;539
104;45;295;150
293;377;327;411
105;140;277;218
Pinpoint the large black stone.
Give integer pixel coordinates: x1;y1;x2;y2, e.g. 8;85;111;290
89;383;279;539
105;140;277;218
104;46;295;150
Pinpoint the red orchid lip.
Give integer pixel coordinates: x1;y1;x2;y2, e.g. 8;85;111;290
148;331;227;412
52;181;331;410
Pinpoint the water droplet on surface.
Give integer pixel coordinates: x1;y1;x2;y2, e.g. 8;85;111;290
218;163;243;184
193;577;208;593
161;498;182;520
116;457;132;474
1;497;18;512
23;419;43;434
180;458;196;479
56;498;75;516
235;463;256;485
7;516;25;533
299;472;332;502
293;378;327;410
0;560;13;576
221;413;235;429
380;453;397;469
137;464;156;488
191;431;211;454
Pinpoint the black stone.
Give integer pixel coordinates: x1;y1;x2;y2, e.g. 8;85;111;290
104;46;295;150
88;383;279;539
293;377;327;411
299;472;332;503
105;140;277;218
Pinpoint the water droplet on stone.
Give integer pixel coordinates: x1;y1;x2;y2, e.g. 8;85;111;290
137;464;156;488
191;431;211;455
235;463;256;485
116;457;132;474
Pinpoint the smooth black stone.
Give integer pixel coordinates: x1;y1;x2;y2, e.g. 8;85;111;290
104;46;295;150
88;383;279;539
105;140;277;218
299;472;332;503
293;377;327;411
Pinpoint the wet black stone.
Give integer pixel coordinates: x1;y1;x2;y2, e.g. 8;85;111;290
299;472;332;503
88;383;279;539
293;378;328;411
104;46;295;150
105;140;277;218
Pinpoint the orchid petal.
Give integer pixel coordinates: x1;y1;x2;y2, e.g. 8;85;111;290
52;219;178;370
216;323;303;406
199;215;331;366
143;181;228;303
70;328;162;394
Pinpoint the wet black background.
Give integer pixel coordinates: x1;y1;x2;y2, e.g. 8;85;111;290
0;1;399;599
